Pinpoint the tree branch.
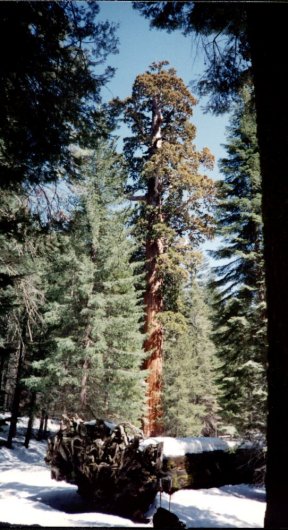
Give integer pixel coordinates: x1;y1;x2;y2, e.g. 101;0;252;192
128;195;147;202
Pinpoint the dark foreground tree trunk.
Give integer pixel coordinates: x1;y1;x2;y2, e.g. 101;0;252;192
247;5;288;527
43;412;48;438
24;391;36;448
37;409;45;441
6;332;26;448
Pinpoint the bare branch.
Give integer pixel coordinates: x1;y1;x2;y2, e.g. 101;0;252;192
128;195;147;202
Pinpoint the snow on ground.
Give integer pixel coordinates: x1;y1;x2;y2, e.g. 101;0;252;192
140;436;236;457
0;416;266;527
154;486;265;528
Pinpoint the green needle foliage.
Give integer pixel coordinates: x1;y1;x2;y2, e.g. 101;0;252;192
0;1;118;188
27;141;146;426
211;89;267;437
0;1;118;425
162;267;220;437
110;62;216;433
0;187;46;411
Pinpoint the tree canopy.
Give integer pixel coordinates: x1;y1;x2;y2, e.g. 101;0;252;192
0;1;118;189
111;61;216;434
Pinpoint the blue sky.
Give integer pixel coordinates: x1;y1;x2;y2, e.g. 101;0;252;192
98;1;230;184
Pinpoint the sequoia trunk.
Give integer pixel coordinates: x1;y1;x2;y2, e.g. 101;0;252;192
142;97;164;437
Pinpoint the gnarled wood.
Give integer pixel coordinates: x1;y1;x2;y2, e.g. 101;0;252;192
45;415;164;519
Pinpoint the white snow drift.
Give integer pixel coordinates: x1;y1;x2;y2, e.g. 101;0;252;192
0;416;266;527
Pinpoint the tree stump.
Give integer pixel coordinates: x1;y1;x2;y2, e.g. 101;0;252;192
45;415;163;519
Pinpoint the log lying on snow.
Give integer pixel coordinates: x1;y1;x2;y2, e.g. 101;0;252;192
45;418;265;520
156;437;266;492
45;416;163;519
162;448;265;491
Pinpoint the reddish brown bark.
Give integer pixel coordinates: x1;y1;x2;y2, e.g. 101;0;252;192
143;238;164;436
142;97;164;437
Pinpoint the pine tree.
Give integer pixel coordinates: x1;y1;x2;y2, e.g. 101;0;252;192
81;210;145;424
0;194;45;445
162;266;219;437
0;2;118;425
27;142;146;426
211;89;267;437
25;228;88;415
112;61;215;435
77;146;146;423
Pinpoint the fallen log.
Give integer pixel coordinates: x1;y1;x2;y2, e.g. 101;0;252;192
45;418;265;520
45;415;163;519
162;445;266;492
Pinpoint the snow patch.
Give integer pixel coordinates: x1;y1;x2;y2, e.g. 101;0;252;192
140;436;233;457
153;486;265;528
0;417;266;527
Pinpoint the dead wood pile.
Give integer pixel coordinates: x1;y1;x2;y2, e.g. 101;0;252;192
45;415;163;519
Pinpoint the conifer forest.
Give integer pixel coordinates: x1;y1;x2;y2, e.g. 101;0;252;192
0;2;288;528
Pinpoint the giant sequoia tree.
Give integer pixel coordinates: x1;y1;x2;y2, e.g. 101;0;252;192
134;3;288;526
112;62;215;435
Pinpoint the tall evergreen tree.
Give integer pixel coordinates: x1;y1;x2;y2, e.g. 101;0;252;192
112;61;215;435
0;1;118;433
162;268;219;437
211;89;267;437
0;198;46;446
27;142;146;426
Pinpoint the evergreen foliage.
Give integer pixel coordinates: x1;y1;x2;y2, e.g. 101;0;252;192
111;62;216;434
131;6;288;524
112;60;216;297
133;2;250;114
117;61;216;252
162;267;219;437
0;1;118;438
26;142;146;426
211;89;267;437
0;188;45;412
0;1;118;188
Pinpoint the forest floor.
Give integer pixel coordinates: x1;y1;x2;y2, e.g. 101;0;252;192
0;417;266;528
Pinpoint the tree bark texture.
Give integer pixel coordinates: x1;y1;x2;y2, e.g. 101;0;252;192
1;349;21;412
6;324;26;448
247;5;288;527
24;391;36;448
37;408;45;440
142;97;164;437
45;416;163;520
80;356;90;407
